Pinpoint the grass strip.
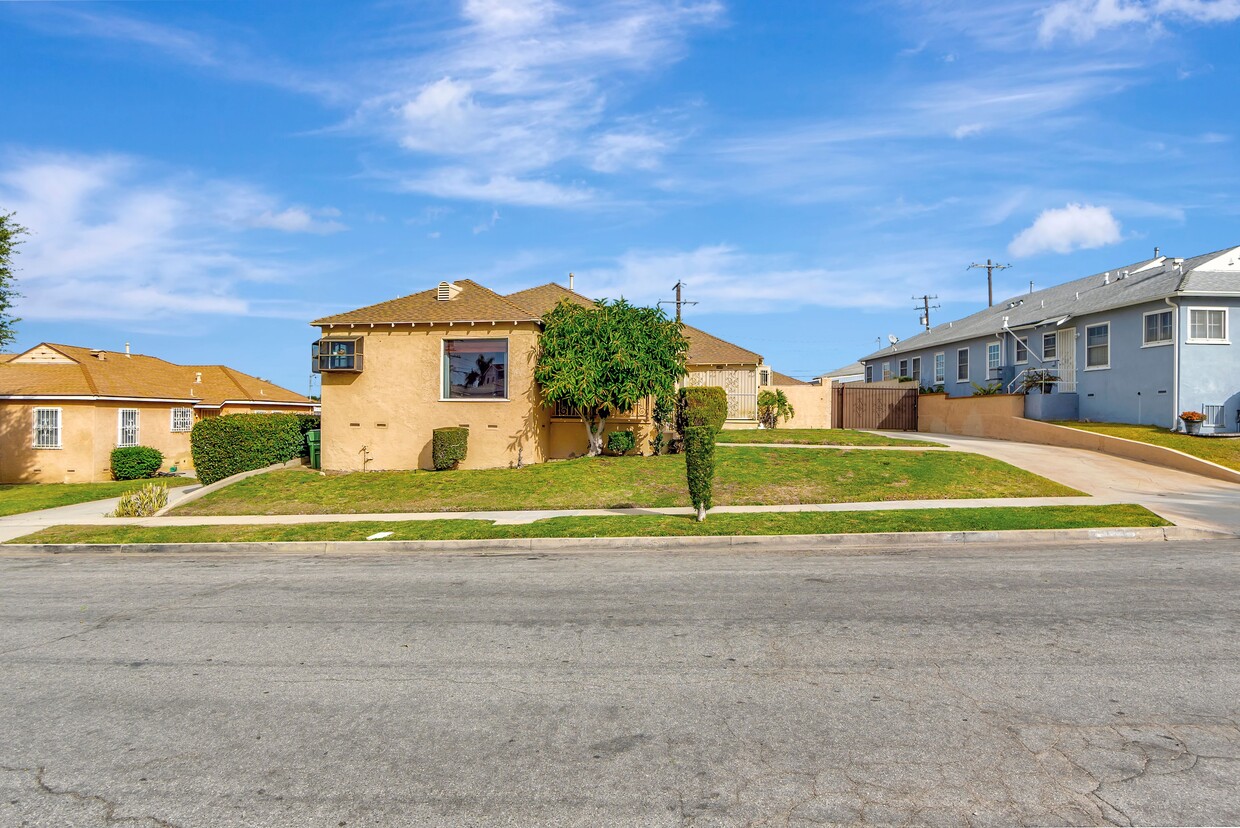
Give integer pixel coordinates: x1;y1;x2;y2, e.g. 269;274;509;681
1052;421;1240;472
9;505;1167;545
715;429;942;447
173;447;1081;516
0;477;197;517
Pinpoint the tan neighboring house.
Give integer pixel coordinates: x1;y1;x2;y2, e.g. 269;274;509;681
312;279;830;471
0;343;316;484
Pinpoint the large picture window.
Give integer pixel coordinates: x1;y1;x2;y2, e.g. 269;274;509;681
1085;323;1110;369
33;407;61;449
443;339;508;400
1188;308;1227;343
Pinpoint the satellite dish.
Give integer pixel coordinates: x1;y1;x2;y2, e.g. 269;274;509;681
887;334;899;345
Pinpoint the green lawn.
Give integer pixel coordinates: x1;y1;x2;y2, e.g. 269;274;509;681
0;477;197;517
8;505;1168;545
1053;422;1240;472
716;429;942;447
173;447;1082;517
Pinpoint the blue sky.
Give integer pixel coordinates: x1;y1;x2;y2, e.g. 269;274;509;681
1;0;1237;392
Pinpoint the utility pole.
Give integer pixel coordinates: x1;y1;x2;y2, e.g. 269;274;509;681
967;259;1011;307
658;280;698;322
911;294;940;331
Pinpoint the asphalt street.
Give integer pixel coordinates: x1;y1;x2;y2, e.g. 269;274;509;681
2;541;1238;827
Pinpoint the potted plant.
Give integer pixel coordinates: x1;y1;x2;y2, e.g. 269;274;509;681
1179;410;1206;435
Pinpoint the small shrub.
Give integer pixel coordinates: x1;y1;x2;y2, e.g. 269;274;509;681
683;425;716;521
191;413;304;485
918;384;945;395
757;389;795;429
896;375;916;383
677;386;728;434
432;427;469;470
971;382;1003;397
110;446;163;480
606;430;637;455
112;482;168;517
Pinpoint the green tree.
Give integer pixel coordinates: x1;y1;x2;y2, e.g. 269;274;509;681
0;211;27;349
535;298;689;456
757;388;795;429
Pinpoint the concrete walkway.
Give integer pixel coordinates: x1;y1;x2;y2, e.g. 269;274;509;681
0;483;203;542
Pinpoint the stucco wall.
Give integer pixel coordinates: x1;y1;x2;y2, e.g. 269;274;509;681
917;393;1025;438
780;384;831;429
1177;297;1240;433
319;324;551;472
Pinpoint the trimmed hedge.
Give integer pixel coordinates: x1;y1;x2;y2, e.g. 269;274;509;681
110;446;163;480
677;386;728;434
683;425;716;521
295;414;321;456
191;413;304;485
433;427;469;471
606;430;637;456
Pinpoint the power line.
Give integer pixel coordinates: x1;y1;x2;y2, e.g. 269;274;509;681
967;259;1012;307
911;294;940;331
657;280;698;322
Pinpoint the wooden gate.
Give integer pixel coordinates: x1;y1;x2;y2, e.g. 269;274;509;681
833;385;918;430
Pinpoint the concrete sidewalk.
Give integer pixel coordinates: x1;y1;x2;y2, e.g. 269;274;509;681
0;482;203;542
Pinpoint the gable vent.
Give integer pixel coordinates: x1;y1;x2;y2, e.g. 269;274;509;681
437;281;462;301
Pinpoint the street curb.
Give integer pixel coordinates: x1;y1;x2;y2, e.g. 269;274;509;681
4;525;1233;556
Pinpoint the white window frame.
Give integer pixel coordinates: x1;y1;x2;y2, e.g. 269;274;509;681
1141;309;1174;348
758;368;771;386
933;352;945;384
440;337;510;402
1186;307;1229;344
956;348;969;383
987;342;1001;372
33;407;62;449
117;408;140;447
898;358;909;378
1042;332;1057;360
1084;322;1111;371
910;357;921;383
170;407;194;432
881;362;892;381
1015;337;1029;364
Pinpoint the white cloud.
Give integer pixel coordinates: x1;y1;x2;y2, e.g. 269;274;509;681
250;207;346;234
1038;0;1240;43
397;169;594;207
590;131;669;173
1008;203;1123;256
0;151;334;321
953;123;986;139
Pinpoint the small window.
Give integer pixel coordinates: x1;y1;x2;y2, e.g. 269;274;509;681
987;342;1001;372
759;368;771;386
170;407;194;432
897;358;908;378
118;409;140;447
314;337;364;372
1188;308;1227;343
865;364;874;383
1142;310;1173;346
33;407;62;449
1015;338;1029;364
910;357;921;383
956;348;969;382
882;362;892;381
1042;332;1057;360
444;339;508;399
1086;323;1110;369
933;353;945;384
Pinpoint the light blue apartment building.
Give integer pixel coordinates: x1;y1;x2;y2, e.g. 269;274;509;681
858;246;1240;433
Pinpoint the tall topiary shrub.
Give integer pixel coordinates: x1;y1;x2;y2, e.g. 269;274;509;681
677;386;728;434
683;425;716;521
110;446;163;480
432;427;469;470
190;413;304;485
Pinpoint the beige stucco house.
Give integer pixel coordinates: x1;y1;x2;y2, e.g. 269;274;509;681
0;343;316;483
312;279;829;471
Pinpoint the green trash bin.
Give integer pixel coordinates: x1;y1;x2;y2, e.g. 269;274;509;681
306;429;322;470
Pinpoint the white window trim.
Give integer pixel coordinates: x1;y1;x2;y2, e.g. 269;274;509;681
1083;322;1111;371
440;337;511;402
1041;332;1057;360
32;406;62;450
956;348;969;383
1014;337;1029;365
170;407;194;432
1185;307;1230;344
881;362;892;381
933;352;945;384
117;408;140;447
986;342;1001;372
1141;309;1175;348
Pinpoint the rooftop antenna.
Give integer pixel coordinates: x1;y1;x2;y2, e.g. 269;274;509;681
658;280;698;322
912;294;940;331
968;258;1012;307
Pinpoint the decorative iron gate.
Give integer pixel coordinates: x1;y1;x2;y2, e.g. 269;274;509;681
833;385;918;431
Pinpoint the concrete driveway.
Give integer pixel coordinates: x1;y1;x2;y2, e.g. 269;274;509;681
899;432;1240;535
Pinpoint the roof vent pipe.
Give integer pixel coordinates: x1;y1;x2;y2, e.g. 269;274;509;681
195;372;202;384
125;342;131;357
1103;273;1110;285
569;272;575;291
1154;246;1160;258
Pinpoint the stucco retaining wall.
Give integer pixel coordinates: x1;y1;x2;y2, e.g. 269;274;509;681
917;393;1240;485
780;384;831;429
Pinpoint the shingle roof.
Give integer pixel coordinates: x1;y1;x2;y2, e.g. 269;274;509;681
505;282;596;316
314;279;540;326
0;343;312;406
859;245;1240;363
822;361;864;379
770;370;808;386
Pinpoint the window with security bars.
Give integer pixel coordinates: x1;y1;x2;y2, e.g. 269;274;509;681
33;408;61;449
118;409;140;447
171;407;193;432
